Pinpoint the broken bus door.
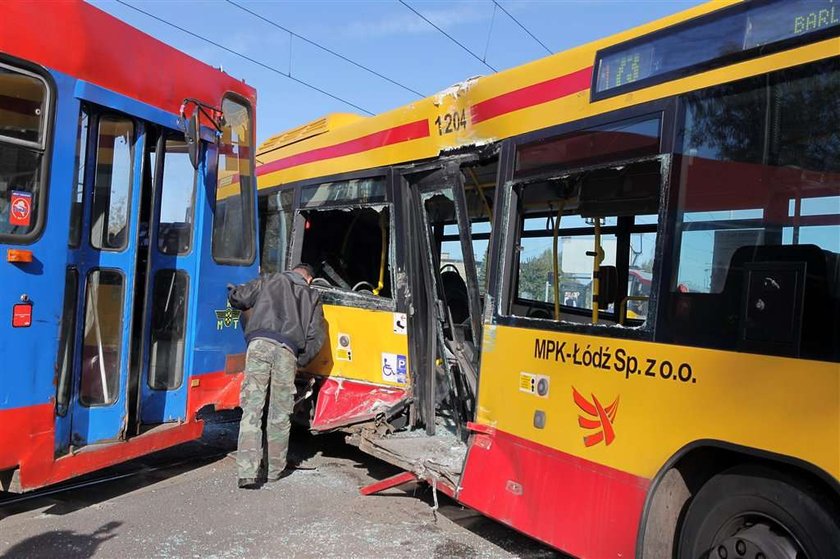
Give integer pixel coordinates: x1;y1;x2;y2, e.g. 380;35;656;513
400;158;493;436
289;171;413;431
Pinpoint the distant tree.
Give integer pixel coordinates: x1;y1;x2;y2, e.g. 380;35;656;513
519;248;559;302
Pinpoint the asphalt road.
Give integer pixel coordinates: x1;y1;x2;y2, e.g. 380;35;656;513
0;418;563;559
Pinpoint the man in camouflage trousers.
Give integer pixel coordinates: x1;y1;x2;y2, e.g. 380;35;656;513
228;264;325;489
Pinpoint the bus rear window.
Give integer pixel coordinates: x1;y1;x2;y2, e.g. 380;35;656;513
0;63;48;240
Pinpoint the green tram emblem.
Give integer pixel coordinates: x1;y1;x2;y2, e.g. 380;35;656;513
215;302;241;330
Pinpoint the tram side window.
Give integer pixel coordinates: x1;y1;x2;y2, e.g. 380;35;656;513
80;269;124;406
55;268;79;416
259;189;294;273
69;109;89;247
667;59;840;361
508;159;661;327
0;64;48;240
90;117;133;250
212;97;255;264
148;270;188;390
156;134;195;255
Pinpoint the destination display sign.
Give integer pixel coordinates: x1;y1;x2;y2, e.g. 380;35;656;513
594;0;839;98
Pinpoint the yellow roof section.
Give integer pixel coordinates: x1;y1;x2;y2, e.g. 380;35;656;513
255;1;836;187
258;112;367;154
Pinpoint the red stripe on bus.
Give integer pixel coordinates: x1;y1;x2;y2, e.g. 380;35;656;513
457;425;647;558
257;119;430;176
471;66;592;124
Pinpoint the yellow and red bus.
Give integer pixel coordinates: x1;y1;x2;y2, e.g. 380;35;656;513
256;1;839;557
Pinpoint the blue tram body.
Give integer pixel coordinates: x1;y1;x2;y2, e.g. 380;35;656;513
0;0;257;490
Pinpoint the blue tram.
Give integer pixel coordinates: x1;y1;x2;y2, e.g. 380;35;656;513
0;0;258;490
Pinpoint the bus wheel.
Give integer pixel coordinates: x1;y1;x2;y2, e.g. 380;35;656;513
677;465;839;559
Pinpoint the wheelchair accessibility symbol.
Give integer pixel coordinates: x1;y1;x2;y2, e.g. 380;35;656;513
381;352;407;384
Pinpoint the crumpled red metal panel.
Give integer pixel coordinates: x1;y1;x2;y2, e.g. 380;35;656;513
311;377;407;432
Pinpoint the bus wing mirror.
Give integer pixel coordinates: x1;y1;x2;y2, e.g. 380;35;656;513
185;111;201;169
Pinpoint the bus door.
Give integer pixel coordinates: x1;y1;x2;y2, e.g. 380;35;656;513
62;108;149;447
402;160;488;435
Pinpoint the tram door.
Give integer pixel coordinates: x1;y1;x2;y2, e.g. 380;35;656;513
136;131;195;426
60;106;192;449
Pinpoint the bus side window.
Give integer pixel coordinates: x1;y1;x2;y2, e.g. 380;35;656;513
507;159;661;328
295;177;392;298
668;59;840;361
300;205;392;298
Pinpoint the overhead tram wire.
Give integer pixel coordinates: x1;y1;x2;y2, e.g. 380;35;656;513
226;0;425;99
493;1;553;55
482;3;498;65
113;0;374;115
397;0;498;73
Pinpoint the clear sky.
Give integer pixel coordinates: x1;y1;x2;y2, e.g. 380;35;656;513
90;0;705;146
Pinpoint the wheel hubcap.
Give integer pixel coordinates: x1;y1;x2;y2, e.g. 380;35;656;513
714;523;799;559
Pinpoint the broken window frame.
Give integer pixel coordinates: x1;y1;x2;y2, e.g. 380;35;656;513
489;98;678;341
415;163;488;350
287;172;398;312
498;154;669;337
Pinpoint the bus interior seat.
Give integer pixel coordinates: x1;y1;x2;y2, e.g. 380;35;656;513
439;265;470;326
597;265;619;307
668;292;723;348
670;244;836;361
729;244;833;358
671;245;840;359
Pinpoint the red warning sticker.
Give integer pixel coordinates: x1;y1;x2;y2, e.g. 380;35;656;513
10;191;32;227
12;303;32;328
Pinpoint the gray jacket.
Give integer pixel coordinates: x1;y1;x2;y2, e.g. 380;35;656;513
228;271;326;367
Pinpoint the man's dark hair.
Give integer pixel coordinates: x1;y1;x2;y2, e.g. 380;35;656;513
292;263;315;278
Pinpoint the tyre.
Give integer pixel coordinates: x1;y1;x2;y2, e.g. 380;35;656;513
677;465;840;559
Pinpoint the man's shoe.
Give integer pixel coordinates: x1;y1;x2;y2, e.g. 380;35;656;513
238;477;260;489
265;461;317;482
265;470;292;483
